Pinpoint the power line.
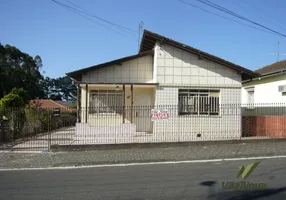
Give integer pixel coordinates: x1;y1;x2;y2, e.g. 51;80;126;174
51;0;137;40
194;0;286;38
239;0;286;31
177;0;275;36
65;0;137;33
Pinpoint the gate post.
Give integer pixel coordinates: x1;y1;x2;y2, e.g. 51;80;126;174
48;110;52;152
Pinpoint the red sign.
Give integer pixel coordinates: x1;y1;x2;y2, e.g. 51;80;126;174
150;109;169;121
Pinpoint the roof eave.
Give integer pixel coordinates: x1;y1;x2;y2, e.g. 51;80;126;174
66;50;154;81
140;30;259;80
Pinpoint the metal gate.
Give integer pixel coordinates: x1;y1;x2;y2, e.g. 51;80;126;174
0;108;76;152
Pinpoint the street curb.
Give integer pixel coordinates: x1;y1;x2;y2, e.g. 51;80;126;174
50;138;286;152
1;155;286;171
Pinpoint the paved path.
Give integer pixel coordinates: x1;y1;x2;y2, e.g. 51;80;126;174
1;158;286;200
8;127;75;151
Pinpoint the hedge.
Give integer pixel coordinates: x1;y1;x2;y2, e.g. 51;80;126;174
0;108;76;142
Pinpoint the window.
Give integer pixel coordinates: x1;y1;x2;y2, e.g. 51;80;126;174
178;89;219;115
247;91;254;104
89;90;123;114
246;88;255;104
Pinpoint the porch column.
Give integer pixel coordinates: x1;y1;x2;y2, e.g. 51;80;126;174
131;84;133;123
123;84;125;124
76;84;81;123
85;83;88;123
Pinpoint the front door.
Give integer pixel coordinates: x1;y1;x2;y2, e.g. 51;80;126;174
135;94;152;132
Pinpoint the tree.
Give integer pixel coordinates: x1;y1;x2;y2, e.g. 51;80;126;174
0;43;44;99
54;76;77;101
0;88;27;108
0;43;77;101
43;76;77;101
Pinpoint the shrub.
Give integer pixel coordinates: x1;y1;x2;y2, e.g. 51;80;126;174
0;107;26;141
0;88;28;141
0;93;25;108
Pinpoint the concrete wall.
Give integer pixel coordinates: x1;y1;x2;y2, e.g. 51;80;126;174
153;86;242;141
82;55;153;83
155;44;241;86
242;74;286;104
152;43;242;141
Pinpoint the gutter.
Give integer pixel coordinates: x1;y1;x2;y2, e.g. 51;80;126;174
242;69;286;84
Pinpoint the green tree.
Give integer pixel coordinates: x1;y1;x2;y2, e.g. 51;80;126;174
0;43;44;99
54;76;77;101
43;76;77;101
0;88;27;140
0;88;27;108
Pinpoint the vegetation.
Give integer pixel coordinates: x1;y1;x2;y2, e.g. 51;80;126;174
0;43;76;101
0;43;77;142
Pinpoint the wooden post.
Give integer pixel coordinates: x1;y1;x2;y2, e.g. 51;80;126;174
85;83;88;123
131;85;133;123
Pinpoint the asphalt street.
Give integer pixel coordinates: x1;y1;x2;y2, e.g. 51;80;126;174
0;158;286;200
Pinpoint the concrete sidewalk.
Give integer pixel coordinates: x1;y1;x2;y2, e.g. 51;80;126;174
1;140;286;169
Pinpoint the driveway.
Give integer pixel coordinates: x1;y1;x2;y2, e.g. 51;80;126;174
9;127;76;151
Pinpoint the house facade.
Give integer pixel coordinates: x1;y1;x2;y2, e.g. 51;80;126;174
241;61;286;138
67;30;258;143
242;60;286;104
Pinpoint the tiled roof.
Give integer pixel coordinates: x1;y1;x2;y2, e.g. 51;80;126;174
56;101;74;107
255;60;286;75
29;99;74;111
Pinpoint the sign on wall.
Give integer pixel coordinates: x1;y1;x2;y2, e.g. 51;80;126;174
53;108;61;117
150;109;169;121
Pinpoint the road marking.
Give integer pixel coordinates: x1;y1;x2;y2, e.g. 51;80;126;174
0;150;43;154
1;155;286;171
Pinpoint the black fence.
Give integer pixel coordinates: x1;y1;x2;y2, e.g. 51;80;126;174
0;103;286;151
0;107;76;151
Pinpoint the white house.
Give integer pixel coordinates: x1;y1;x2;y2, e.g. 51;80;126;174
242;60;286;104
67;30;258;143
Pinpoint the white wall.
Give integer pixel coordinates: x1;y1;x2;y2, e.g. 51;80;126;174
153;43;242;140
242;75;286;104
156;44;241;86
153;86;241;140
82;55;153;83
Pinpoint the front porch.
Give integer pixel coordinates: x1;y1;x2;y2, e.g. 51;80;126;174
76;83;157;138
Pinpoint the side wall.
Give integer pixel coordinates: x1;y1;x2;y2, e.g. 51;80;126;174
153;43;242;141
242;74;286;104
82;55;154;83
156;44;241;86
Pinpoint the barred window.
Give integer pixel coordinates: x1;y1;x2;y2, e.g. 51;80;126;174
178;89;219;115
89;90;123;114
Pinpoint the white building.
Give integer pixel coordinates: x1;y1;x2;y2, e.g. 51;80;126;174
67;30;258;143
242;60;286;104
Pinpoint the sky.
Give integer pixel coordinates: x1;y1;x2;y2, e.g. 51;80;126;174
1;0;286;78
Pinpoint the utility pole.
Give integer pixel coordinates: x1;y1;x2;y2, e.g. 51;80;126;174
138;21;144;51
270;42;286;61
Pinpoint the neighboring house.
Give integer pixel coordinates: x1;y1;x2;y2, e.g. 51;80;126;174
29;99;74;112
241;60;286;138
67;30;258;142
56;101;75;108
242;60;286;104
